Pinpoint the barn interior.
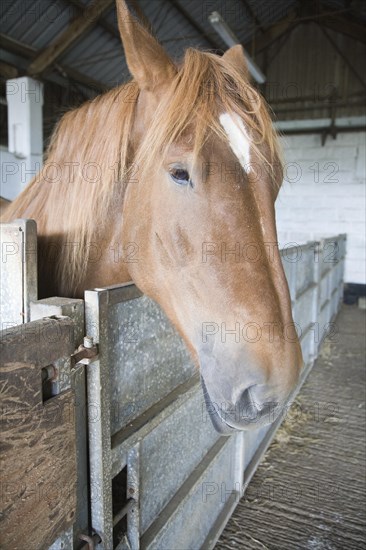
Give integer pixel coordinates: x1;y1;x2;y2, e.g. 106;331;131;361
0;1;365;549
1;0;365;290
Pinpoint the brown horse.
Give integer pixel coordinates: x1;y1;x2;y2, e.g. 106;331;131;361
2;0;303;433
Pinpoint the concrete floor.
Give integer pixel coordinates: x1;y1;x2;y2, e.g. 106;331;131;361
216;304;366;550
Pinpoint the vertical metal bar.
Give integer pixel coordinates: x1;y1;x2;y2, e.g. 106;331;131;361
340;235;346;305
85;290;114;549
234;431;245;492
72;363;90;546
127;444;140;550
312;241;321;359
87;356;113;549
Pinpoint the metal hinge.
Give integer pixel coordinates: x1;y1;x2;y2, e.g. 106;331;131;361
71;336;99;368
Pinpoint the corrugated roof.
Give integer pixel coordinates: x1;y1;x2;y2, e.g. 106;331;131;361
0;0;365;95
0;0;299;89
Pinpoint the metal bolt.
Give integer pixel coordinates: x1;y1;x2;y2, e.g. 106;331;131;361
79;533;101;550
41;365;57;381
84;336;94;348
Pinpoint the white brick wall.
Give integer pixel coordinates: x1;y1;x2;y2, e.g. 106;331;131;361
276;131;366;284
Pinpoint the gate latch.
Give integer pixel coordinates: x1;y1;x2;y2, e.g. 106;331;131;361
71;336;99;368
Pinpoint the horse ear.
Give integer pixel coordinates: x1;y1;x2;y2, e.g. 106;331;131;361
222;45;250;81
117;0;176;91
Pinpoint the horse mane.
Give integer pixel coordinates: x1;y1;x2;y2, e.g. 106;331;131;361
135;48;282;181
2;84;137;294
2;47;281;296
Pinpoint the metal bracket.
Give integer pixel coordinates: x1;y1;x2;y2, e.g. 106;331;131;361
71;336;99;368
79;533;102;550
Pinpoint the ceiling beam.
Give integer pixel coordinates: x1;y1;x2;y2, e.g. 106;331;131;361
320;12;366;44
53;64;110;92
0;34;35;59
66;0;153;38
320;26;366;90
65;0;120;39
296;2;366;43
244;2;366;56
27;0;115;76
239;0;264;33
244;10;297;53
0;61;18;79
169;0;222;51
1;33;108;93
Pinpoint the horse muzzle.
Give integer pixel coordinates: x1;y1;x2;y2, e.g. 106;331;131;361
200;375;287;434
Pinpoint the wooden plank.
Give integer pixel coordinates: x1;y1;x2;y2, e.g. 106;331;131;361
0;317;77;549
28;0;115;76
0;317;75;364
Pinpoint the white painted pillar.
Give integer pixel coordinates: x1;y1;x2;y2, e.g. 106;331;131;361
2;77;43;200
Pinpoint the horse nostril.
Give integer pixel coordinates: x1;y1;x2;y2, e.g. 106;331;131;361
236;385;260;420
234;386;280;422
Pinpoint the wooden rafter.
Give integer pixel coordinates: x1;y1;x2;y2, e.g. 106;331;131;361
320;12;366;44
66;0;120;40
245;2;366;55
320;26;366;90
0;61;18;79
244;10;298;53
1;33;108;92
28;0;115;76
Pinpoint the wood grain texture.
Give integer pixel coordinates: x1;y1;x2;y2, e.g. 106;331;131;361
216;304;366;550
0;318;77;549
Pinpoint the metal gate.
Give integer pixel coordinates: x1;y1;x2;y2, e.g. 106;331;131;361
0;220;346;550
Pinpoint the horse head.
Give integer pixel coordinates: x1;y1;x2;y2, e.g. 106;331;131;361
117;1;303;433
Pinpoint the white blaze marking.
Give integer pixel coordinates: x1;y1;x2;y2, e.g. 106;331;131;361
219;113;252;173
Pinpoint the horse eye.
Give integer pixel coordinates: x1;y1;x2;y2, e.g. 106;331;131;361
169;168;192;187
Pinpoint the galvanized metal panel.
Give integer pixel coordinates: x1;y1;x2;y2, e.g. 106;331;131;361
142;436;239;550
0;219;37;326
83;234;346;550
280;251;296;303
107;295;195;435
293;285;317;334
139;388;220;533
299;325;315;366
242;425;271;471
319;270;331;307
0;219;347;550
295;245;316;298
110;375;200;478
320;237;342;275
